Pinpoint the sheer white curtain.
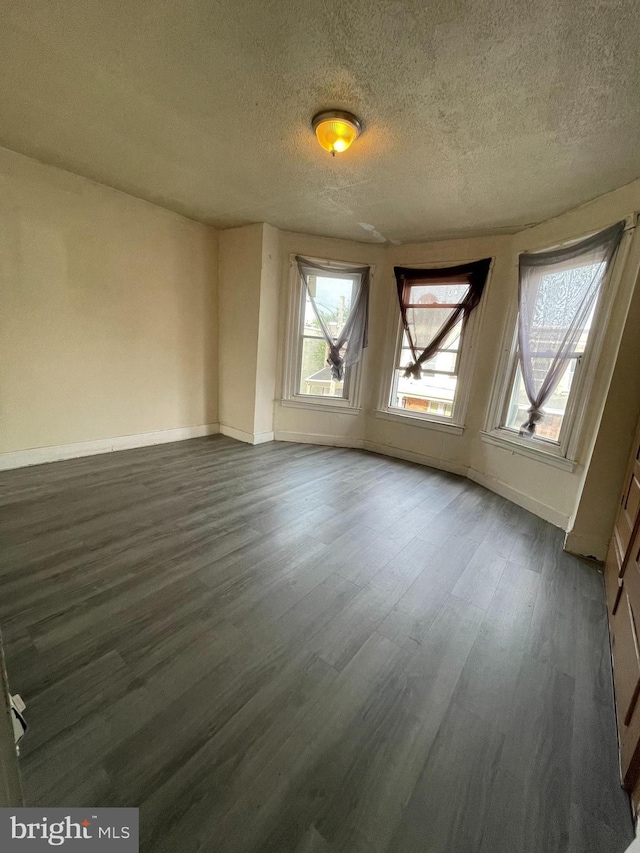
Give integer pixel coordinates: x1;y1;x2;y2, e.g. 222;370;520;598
296;256;370;381
517;221;625;436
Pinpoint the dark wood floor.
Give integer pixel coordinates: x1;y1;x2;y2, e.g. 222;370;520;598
0;436;633;852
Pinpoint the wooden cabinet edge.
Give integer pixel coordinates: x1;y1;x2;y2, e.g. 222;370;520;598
0;635;23;807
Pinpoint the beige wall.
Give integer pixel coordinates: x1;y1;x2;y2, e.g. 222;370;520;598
254;224;281;437
218;222;283;441
218;223;263;438
0;148;218;457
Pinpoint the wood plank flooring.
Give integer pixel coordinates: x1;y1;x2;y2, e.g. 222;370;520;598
0;435;633;852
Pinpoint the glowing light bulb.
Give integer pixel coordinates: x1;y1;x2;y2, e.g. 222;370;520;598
312;111;362;155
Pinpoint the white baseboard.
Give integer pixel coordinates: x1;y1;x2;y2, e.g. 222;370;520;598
2;423;577;542
0;423;220;471
563;530;608;562
220;425;274;445
362;440;468;477
275;432;570;530
274;430;364;449
467;467;569;530
253;431;275;445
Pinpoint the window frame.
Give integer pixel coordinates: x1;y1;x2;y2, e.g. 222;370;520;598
281;254;370;413
376;258;493;432
483;224;633;466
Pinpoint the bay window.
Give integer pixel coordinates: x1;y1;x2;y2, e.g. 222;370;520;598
488;220;625;457
383;259;491;425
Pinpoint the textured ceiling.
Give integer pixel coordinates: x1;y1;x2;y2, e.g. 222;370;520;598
1;0;639;243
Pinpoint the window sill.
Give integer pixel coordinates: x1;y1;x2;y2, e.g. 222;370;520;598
480;430;577;472
374;409;465;436
280;398;362;416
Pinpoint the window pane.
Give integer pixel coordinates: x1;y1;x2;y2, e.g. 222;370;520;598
390;370;457;418
504;261;603;442
446;328;462;351
407;283;469;305
298;273;356;399
405;308;463;353
399;349;457;374
504;359;580;443
304;275;354;338
399;315;462;376
519;264;599;393
298;337;346;398
422;350;458;374
574;300;597;354
302;319;324;338
406;307;451;351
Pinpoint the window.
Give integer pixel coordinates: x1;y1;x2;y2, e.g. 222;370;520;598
283;256;370;410
389;279;467;419
502;298;597;443
488;220;625;457
297;269;358;399
383;260;491;426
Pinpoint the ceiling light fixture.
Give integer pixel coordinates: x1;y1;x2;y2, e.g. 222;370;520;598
312;110;362;156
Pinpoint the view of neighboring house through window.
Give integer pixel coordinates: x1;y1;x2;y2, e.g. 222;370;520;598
298;270;358;398
389;279;469;419
500;222;625;447
503;299;597;442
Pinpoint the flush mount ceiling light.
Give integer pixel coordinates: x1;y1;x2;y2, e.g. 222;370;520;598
312;110;362;156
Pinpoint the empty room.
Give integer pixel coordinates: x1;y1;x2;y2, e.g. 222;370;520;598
1;1;640;851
